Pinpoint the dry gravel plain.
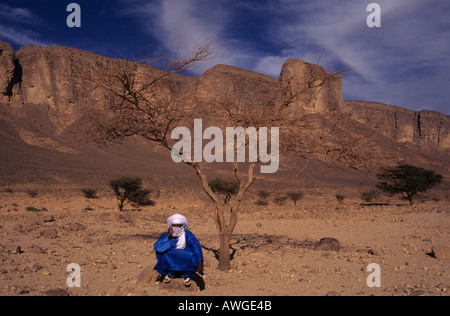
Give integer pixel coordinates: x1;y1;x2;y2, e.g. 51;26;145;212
0;188;449;296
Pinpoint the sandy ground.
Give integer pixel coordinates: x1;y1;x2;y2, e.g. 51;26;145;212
0;189;449;296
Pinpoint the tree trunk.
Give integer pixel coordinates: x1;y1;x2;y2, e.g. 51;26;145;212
218;232;232;271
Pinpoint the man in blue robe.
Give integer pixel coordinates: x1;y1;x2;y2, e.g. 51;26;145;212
154;214;204;287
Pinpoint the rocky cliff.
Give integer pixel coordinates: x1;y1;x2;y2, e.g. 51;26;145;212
343;101;450;149
0;40;448;188
1;40;448;149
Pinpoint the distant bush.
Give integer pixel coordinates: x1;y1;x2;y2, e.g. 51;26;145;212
377;164;443;205
335;194;345;203
255;199;269;206
361;190;380;203
273;194;288;206
287;191;304;206
26;206;48;212
257;190;271;200
4;188;13;194
82;189;98;199
129;189;155;207
109;177;154;211
26;191;38;198
255;190;271;207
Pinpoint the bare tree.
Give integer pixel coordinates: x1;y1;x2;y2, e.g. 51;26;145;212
76;44;380;270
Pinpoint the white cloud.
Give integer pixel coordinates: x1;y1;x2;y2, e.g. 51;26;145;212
120;0;260;75
120;0;450;113
0;3;41;24
248;0;450;113
0;25;51;47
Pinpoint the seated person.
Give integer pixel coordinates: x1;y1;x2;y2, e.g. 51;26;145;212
154;214;204;287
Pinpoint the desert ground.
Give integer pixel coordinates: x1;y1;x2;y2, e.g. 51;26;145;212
0;186;448;297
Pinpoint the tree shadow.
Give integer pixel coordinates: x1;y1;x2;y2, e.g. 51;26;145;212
201;233;316;262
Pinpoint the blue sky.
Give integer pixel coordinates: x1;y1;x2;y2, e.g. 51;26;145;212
0;0;449;114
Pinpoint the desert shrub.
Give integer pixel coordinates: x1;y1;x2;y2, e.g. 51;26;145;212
255;190;271;207
257;190;271;200
26;206;48;212
335;194;345;203
82;188;98;199
109;177;154;211
287;191;304;206
255;199;269;206
4;188;13;194
361;190;380;203
26;191;38;198
209;178;240;204
377;164;443;205
129;189;155;207
273;194;288;206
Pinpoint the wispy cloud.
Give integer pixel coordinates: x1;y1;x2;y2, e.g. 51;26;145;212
0;3;50;47
119;0;259;74
244;0;450;113
0;25;51;47
0;3;41;23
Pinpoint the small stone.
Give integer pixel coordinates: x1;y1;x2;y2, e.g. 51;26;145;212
431;245;450;260
9;245;23;254
138;267;159;284
107;262;117;270
437;283;449;292
12;224;24;233
408;290;426;297
40;229;57;239
29;244;46;254
41;215;55;223
68;222;85;232
44;288;70;296
315;238;341;252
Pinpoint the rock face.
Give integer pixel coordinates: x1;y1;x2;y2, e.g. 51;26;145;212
1;40;448;149
0;41;20;100
0;40;448;189
344;101;450;149
279;59;344;115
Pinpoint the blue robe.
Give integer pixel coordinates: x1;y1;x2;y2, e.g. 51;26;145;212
153;230;203;278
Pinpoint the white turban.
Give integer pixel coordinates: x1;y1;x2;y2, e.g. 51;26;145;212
167;214;188;250
167;214;189;229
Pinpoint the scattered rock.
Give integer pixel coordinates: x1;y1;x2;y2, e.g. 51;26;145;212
326;291;340;296
16;287;31;295
368;248;381;256
315;238;341;252
437;283;449;292
29;244;46;254
40;229;57;239
107;262;117;270
431;245;450;260
28;262;43;272
43;288;70;296
41;215;55;223
68;222;85;232
138;267;159;284
12;223;25;233
408;290;426;297
9;245;23;254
